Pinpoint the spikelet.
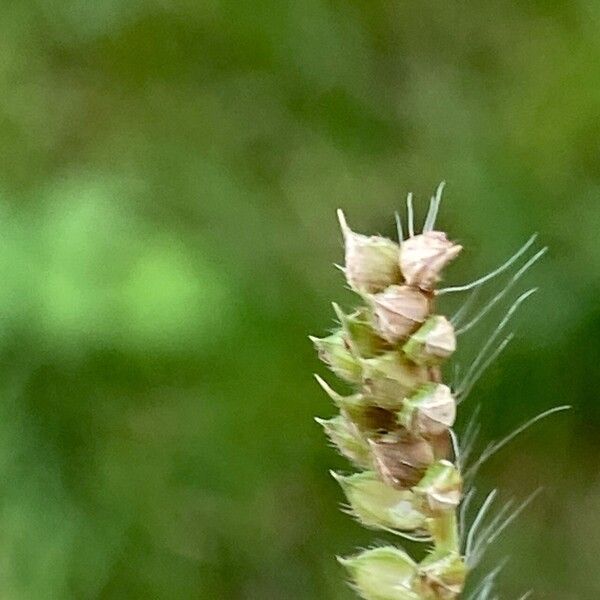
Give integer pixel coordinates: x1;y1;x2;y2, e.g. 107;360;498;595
369;433;434;489
403;316;456;366
370;285;431;344
398;384;456;436
400;231;461;291
332;470;427;531
338;210;402;294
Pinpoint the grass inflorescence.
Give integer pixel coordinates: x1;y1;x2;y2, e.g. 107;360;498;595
311;183;567;599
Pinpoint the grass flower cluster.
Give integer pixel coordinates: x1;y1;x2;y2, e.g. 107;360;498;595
312;184;567;599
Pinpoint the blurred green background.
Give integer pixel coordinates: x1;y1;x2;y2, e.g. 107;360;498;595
0;1;598;598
